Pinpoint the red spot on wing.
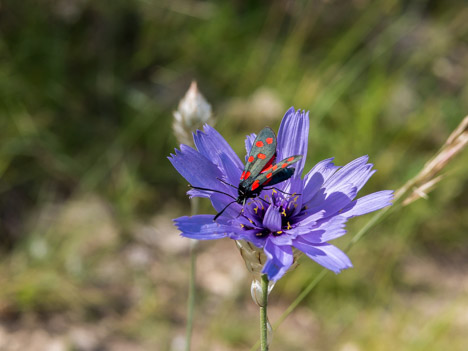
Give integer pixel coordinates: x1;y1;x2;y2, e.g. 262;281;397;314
258;153;266;160
281;163;288;168
251;179;260;191
261;155;276;173
287;156;294;162
266;137;273;144
266;172;272;179
256;141;264;147
272;165;278;171
240;171;246;180
248;155;254;162
244;171;251;179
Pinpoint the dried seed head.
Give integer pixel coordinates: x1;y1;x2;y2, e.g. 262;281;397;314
400;115;468;206
173;81;214;146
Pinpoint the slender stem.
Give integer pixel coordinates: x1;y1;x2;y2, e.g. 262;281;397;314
260;274;269;351
185;241;196;351
185;198;199;351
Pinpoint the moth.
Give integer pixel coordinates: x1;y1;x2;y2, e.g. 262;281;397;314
191;127;302;220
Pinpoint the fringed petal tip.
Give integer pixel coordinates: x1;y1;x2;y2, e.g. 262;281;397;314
342;190;394;218
173;215;234;240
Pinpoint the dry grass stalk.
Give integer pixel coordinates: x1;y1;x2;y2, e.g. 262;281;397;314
398;115;468;206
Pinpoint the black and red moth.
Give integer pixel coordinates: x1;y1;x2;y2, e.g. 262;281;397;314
191;127;302;220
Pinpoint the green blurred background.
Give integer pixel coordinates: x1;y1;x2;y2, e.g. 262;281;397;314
1;0;467;350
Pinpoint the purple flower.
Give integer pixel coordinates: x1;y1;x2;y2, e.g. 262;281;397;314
169;107;393;282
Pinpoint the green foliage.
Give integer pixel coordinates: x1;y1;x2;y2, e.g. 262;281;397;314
0;0;467;349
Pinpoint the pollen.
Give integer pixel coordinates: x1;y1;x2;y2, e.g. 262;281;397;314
240;224;244;228
281;208;287;217
287;221;292;230
254;207;258;214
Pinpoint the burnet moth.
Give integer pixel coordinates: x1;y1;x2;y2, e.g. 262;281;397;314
190;127;302;220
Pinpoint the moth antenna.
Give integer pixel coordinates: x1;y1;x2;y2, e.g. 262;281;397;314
216;177;238;189
214;200;237;221
188;185;236;200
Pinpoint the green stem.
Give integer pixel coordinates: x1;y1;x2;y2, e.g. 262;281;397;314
260;274;269;351
185;241;196;351
185;198;199;351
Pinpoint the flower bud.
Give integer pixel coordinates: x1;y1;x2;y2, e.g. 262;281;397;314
173;81;214;146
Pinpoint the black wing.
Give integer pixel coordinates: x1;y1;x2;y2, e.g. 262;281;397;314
240;127;277;186
248;155;303;192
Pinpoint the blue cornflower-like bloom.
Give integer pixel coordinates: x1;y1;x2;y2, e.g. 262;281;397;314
169;107;393;282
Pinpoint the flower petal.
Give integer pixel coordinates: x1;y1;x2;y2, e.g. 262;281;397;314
302;158;340;203
244;133;256;159
269;233;293;246
298;216;348;243
289;210;326;235
219;153;242;195
263;205;282;232
193;125;243;170
277;107;309;178
262;238;294;282
210;193;242;219
174;215;237;240
293;239;352;273
324;156;375;195
306;183;357;217
168;144;224;197
342;190;393;218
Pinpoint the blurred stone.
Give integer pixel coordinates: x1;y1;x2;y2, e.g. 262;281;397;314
106;339;147;351
125;244;152;269
340;342;361;351
170;334;186;351
69;327;100;351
